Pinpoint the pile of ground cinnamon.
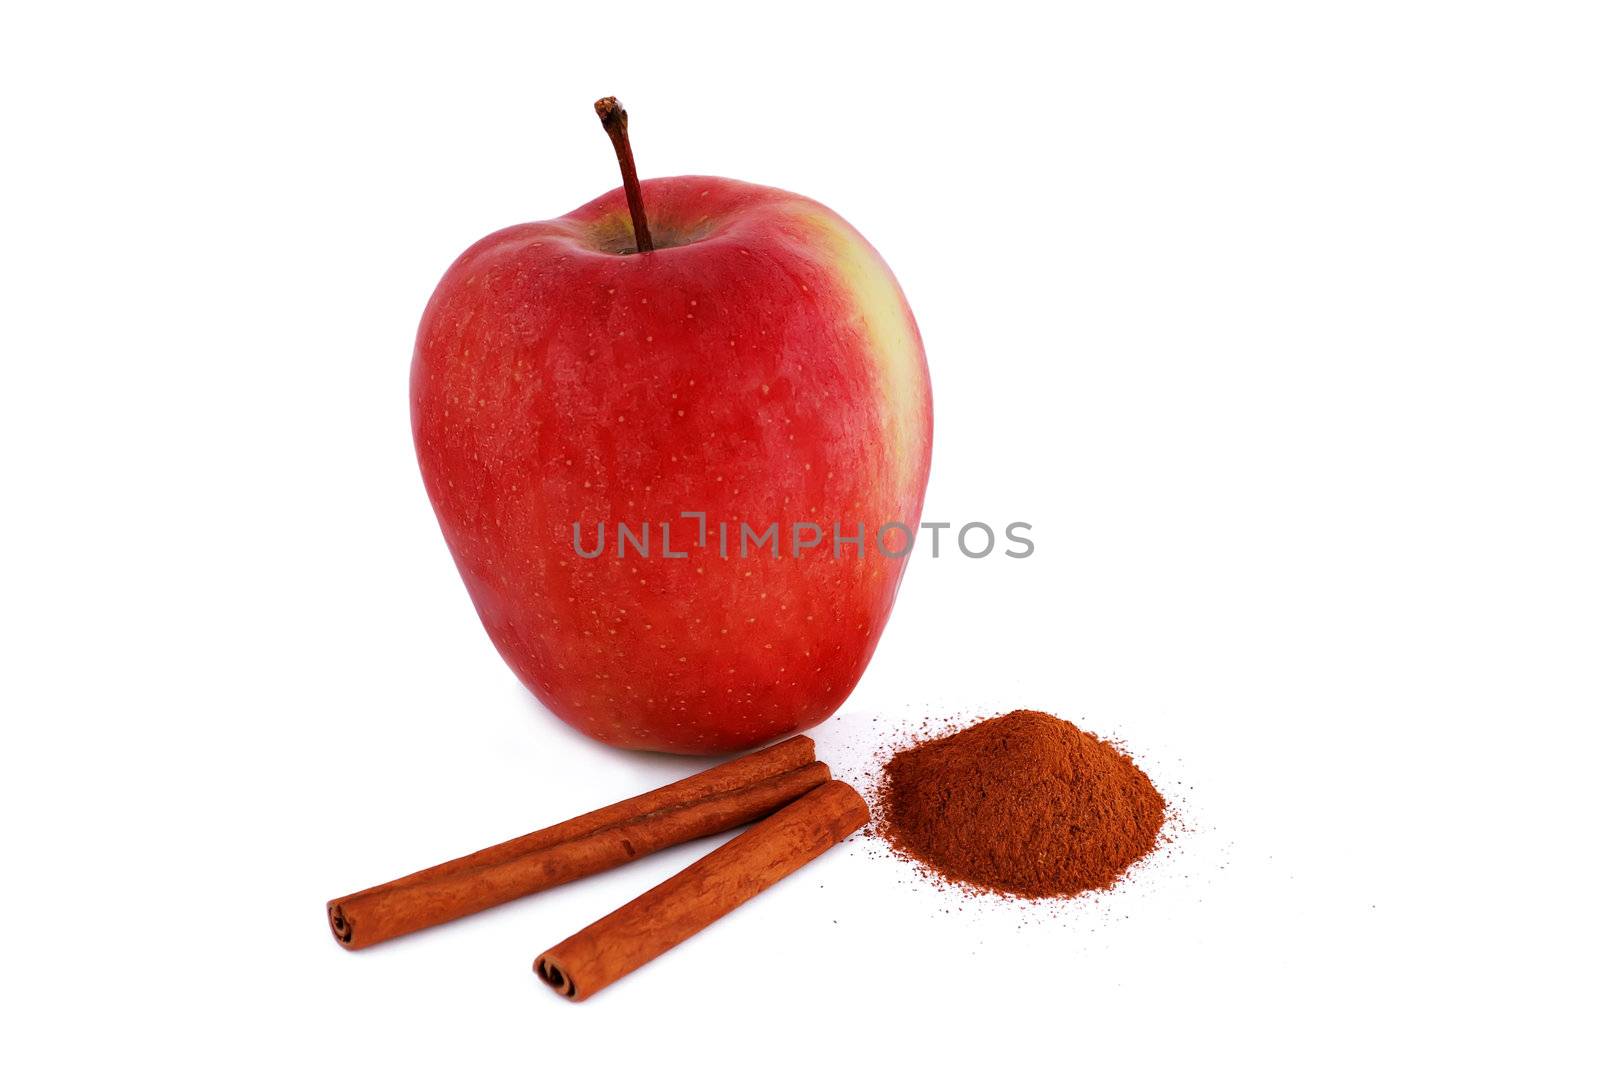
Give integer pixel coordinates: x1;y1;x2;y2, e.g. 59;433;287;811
876;710;1165;898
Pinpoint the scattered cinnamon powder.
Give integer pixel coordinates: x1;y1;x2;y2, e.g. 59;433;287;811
875;710;1165;898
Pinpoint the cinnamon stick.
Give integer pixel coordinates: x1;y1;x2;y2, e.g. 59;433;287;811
328;736;822;949
535;779;868;1001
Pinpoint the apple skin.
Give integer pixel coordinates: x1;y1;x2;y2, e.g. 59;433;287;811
412;176;931;754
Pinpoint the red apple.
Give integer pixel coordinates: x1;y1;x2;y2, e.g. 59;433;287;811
411;101;931;753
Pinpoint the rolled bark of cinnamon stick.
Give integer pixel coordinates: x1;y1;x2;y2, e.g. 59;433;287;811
535;779;868;1001
328;736;821;950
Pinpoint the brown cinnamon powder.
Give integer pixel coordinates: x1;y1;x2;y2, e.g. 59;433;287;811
875;710;1165;898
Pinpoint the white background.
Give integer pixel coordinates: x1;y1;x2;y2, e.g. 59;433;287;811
3;2;1596;1066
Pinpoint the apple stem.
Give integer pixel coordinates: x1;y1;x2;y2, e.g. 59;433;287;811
594;96;654;253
